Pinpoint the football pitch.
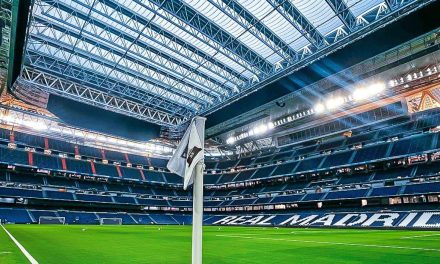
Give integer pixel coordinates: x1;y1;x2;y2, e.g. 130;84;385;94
1;225;440;264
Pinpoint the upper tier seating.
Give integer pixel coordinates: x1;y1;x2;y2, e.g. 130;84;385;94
352;143;389;163
0;147;29;165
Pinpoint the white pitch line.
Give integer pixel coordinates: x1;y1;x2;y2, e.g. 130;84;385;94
216;234;440;252
0;225;39;264
0;251;12;255
401;233;440;239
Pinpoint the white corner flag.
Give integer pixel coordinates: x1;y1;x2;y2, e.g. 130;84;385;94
167;116;206;264
167;116;206;190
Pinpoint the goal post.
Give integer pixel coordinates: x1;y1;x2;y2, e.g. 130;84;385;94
99;218;122;225
38;216;66;225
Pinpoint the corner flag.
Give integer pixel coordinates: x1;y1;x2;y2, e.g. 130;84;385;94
167;116;206;190
167;116;206;264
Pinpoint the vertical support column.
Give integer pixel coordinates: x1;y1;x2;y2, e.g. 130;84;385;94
116;166;122;178
74;145;80;156
139;169;146;181
44;138;49;150
9;131;14;143
124;153;130;163
192;162;204;264
101;149;106;160
28;151;33;166
90;161;96;175
61;158;67;170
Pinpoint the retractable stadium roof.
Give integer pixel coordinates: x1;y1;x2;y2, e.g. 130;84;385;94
11;0;434;129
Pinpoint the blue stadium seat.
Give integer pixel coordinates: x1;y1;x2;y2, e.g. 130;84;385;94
76;193;113;203
143;170;165;183
94;162;118;177
137;198;168;207
414;162;440;177
321;151;353;168
404;182;440;194
390;134;435;156
49;138;76;153
131;186;154;195
295;157;323;172
163;173;182;184
127;154;149;165
216;159;239;169
272;162;297;176
65;159;92;174
325;189;368;200
217;173;238;184
204;174;220;184
338;174;372;184
113;196;136;204
271;194;303;203
77;181;105;191
373;167;413;180
9;173;43;185
120;167;142;180
233;170;255;181
369;186;401;197
105;150;126;162
57;211;98;224
345;131;377;145
149;157;168;168
13;131;46;149
251;166;276;179
77;145;102;158
352;143;389;163
0;187;43;198
45;190;75;200
46;176;77;188
317;139;344;151
302;192;325;201
0;208;33;223
106;184;130;193
0;147;29;165
236;157;253;166
33;153;61;170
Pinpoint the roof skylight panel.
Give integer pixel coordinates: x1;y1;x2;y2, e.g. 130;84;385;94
240;0;309;53
62;0;91;14
152;14;256;75
34;44;201;109
344;0;384;17
185;0;275;64
128;2;256;76
136;32;239;87
33;4;83;34
290;0;343;36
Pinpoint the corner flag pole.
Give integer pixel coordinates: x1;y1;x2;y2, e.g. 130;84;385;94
192;162;204;264
166;116;206;264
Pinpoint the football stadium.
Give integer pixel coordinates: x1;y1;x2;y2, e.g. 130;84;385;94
1;0;440;263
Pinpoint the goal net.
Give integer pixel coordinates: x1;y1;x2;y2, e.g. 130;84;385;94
39;216;66;225
99;218;122;225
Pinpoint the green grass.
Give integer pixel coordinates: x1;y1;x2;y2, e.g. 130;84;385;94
1;225;440;263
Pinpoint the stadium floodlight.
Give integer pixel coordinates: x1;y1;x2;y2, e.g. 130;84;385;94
388;80;396;87
325;97;344;110
267;122;275;129
314;103;325;114
226;137;236;145
353;87;370;101
368;82;386;94
253;124;268;135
